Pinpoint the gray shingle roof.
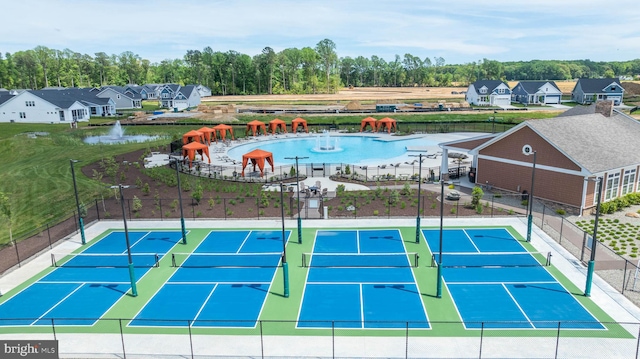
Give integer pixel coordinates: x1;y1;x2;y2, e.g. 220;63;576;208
575;78;623;93
0;93;14;105
179;85;196;98
28;90;80;109
515;81;560;94
527;111;640;173
472;80;507;95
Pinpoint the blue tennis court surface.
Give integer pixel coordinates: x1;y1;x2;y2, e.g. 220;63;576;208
130;230;289;328
0;230;183;326
422;228;604;329
298;229;429;329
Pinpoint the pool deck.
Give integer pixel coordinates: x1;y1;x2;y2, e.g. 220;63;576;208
147;131;479;192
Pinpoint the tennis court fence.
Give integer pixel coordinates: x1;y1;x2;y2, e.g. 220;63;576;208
532;201;640;307
10;318;640;358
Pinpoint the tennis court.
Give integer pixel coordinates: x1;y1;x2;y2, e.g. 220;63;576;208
297;229;429;329
130;230;290;328
0;230;183;326
422;228;604;329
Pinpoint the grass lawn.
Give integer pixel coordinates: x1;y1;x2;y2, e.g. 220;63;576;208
0;110;560;246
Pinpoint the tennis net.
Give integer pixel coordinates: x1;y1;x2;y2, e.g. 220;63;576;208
302;252;419;268
171;252;283;268
431;251;551;268
51;253;160;268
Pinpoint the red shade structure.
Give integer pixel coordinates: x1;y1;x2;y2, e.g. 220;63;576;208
181;141;211;167
197;127;217;145
377;117;397;133
246;120;267;136
241;149;274;177
182;130;205;144
291;117;308;133
360;117;378;132
212;123;235;141
269;118;288;134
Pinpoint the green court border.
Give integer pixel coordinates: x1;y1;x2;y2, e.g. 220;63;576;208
0;225;632;339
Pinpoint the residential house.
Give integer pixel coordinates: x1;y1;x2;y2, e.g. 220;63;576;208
96;86;142;110
571;78;624;105
440;101;639;215
465;80;511;106
0;89;90;124
511;81;562;105
158;84;201;110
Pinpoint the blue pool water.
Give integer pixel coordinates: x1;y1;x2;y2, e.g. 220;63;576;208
227;135;437;165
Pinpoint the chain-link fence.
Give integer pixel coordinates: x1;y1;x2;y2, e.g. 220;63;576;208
535;202;640;306
10;318;640;358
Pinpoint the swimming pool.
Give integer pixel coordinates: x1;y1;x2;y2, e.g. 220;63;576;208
226;134;445;165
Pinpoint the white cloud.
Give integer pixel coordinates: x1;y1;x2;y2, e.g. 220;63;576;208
1;0;639;64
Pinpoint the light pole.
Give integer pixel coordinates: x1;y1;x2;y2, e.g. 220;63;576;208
169;157;187;245
436;178;444;298
70;159;86;245
409;154;426;243
285;156;308;244
585;176;603;297
523;145;536;242
279;183;290;298
112;184;137;297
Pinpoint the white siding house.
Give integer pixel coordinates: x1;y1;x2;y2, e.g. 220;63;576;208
0;90;89;124
466;80;512;106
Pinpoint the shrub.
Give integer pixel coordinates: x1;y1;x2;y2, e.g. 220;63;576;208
471;186;484;208
208;198;215;209
135;177;143;188
555;209;566;216
345;165;351;175
401;183;412;196
191;184;203;204
132;196;142;212
373;210;379;216
336;184;346;194
142;183;150;196
450;207;456;214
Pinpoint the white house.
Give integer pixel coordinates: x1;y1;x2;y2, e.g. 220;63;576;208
465;80;511;106
0;90;90;124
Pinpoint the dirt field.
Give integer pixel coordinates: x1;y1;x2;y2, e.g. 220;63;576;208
203;86;468;103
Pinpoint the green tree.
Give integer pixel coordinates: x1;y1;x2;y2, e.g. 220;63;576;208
316;39;337;93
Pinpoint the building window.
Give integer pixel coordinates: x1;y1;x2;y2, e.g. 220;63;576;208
117;94;121;99
25;101;35;107
622;169;636;195
605;172;620;201
19;112;26;118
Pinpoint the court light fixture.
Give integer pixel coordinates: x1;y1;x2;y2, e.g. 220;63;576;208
167;156;187;245
584;176;603;297
284;156;308;244
279;182;290;298
523;145;536;243
110;184;138;297
70;159;86;245
409;153;426;244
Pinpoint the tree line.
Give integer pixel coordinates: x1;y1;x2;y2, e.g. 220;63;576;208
1;39;639;95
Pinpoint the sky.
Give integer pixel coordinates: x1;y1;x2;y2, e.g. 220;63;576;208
2;0;640;65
